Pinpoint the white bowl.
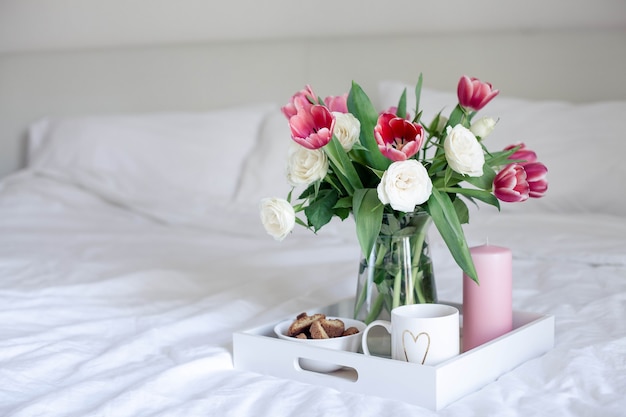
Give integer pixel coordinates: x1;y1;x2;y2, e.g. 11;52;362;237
274;316;366;373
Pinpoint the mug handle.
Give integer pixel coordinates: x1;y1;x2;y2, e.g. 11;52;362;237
361;320;392;356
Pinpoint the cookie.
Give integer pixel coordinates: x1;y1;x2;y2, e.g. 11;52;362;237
320;318;345;338
342;326;359;336
309;319;329;339
287;312;326;337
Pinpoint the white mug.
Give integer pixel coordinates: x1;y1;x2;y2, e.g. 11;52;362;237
362;304;460;365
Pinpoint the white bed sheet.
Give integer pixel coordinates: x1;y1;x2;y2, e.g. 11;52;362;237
0;172;624;417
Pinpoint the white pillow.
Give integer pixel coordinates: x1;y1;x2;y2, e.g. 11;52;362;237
234;109;292;206
28;104;275;223
378;80;626;217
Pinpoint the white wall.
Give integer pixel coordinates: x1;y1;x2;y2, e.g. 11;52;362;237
1;0;625;178
1;0;625;54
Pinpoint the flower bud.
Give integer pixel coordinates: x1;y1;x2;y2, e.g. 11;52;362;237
470;117;497;139
457;76;499;112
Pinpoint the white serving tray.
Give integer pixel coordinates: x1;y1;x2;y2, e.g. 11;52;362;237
233;299;554;411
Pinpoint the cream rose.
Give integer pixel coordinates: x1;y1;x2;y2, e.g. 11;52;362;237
286;143;329;186
470;117;497;139
259;197;296;241
332;111;360;151
377;160;433;213
444;124;485;177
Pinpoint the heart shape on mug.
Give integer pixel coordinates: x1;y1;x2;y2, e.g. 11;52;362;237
402;330;431;364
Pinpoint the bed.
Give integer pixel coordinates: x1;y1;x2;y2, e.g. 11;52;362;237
1;16;626;416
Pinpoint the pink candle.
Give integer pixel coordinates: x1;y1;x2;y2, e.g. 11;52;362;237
462;244;513;352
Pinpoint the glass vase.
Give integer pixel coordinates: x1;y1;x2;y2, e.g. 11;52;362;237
354;211;437;324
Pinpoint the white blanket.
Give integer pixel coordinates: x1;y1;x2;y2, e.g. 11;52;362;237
0;172;625;417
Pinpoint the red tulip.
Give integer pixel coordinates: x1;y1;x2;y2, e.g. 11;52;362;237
324;94;349;113
288;105;335;150
457;76;499;112
374;112;424;161
504;142;538;164
281;85;318;119
493;163;530;203
523;162;549;198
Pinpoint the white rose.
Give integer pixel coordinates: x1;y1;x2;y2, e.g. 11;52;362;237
286;143;329;186
444;124;485;177
470;117;497;139
377;160;433;213
332;111;360;151
260;197;296;241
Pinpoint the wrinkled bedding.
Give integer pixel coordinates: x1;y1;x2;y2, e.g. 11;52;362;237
0;172;625;417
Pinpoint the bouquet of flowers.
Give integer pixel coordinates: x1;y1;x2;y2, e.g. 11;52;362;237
260;74;548;316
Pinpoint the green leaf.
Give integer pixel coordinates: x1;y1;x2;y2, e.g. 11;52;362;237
349;141;369;153
428;154;448;176
384;214;401;233
334;196;352;209
485;149;517;167
444;165;454;187
414;73;423;115
304;189;338;232
333;207;350;220
460;164;496;190
415;110;424;125
441;187;500;209
323;172;344;194
396;89;407;119
295;217;308;228
324;136;363;193
347;82;391;172
447;104;467;129
394;226;418;238
426;188;478;283
453;198;470;224
297;183;317;200
353;188;384;257
425;111;443;136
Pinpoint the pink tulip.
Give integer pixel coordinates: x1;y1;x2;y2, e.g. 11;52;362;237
374;112;424;161
504;142;538;164
457;75;499;112
523;162;549;198
288;105;335;150
324;94;349;113
493;163;530;203
282;85;318;119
